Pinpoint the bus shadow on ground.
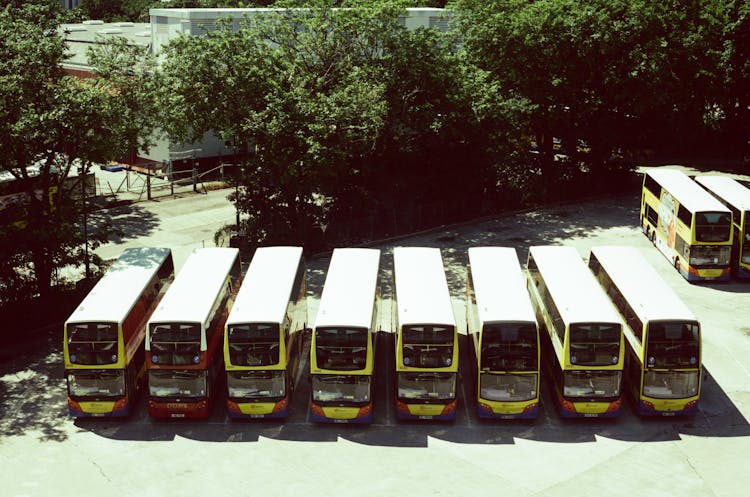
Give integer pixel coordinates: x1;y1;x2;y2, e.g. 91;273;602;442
74;333;750;447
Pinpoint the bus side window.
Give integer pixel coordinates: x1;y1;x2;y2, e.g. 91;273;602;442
646;204;659;226
677;204;692;227
644;175;661;197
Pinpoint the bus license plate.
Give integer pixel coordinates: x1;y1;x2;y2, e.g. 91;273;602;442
584;413;598;418
334;419;348;424
419;415;433;420
171;413;185;418
250;414;265;419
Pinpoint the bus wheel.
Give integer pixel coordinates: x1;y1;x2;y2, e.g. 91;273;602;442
674;258;680;271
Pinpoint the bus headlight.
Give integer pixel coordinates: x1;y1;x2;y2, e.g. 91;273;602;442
193;355;200;364
111;354;118;362
152;354;159;363
70;354;77;363
611;355;618;364
443;357;452;366
571;355;577;364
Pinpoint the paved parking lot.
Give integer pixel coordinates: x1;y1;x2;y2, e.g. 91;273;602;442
2;181;749;497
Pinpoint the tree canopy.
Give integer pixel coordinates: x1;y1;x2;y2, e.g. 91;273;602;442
0;2;160;302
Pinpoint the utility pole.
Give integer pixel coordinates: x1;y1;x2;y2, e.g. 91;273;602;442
78;163;90;279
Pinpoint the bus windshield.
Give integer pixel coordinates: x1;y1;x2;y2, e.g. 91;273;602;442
67;370;125;399
563;370;621;399
315;327;368;371
695;211;731;242
402;325;454;368
480;372;537;402
227;370;285;399
148;370;206;398
569;323;621;366
150;323;201;365
643;370;700;399
312;374;370;403
646;321;700;368
67;322;118;365
227;323;280;367
481;323;537;371
689;245;731;267
397;372;455;400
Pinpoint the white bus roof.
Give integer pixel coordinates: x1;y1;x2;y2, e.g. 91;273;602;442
528;246;621;325
226;246;303;326
148;247;239;327
65;247;172;325
695;175;750;212
645;168;730;214
590;246;697;323
393;247;456;328
468;247;536;325
314;248;381;330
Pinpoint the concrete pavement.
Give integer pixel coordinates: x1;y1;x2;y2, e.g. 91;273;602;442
2;172;750;497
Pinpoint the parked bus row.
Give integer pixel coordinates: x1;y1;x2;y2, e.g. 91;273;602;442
64;243;703;422
640;169;750;282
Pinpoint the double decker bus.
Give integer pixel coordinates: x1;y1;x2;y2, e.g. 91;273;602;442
64;247;174;417
589;246;701;416
309;248;380;423
224;246;307;419
640;168;732;281
695;175;750;278
392;246;459;421
146;247;241;419
466;247;540;419
526;246;625;418
0;165;59;229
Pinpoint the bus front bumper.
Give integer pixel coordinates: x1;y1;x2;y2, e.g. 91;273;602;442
226;399;289;419
148;398;210;419
68;397;130;418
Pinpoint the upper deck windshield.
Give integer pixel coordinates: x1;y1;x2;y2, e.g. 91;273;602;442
228;323;280;367
569;323;621;367
743;216;750;263
481;323;537;372
695;211;731;242
149;323;201;365
646;321;700;368
315;327;368;371
402;325;454;368
67;322;119;365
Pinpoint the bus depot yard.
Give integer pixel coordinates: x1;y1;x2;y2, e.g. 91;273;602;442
2;169;750;497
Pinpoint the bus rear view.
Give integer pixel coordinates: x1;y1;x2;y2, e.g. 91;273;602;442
224;246;307;419
466;247;540;419
526;246;625;418
64;247;174;417
393;247;459;421
590;245;701;416
146;247;241;419
310;248;380;423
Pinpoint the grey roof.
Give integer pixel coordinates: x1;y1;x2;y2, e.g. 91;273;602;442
59;21;152;71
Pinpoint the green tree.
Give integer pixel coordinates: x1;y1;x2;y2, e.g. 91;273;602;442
455;0;730;180
159;1;402;246
0;5;160;301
